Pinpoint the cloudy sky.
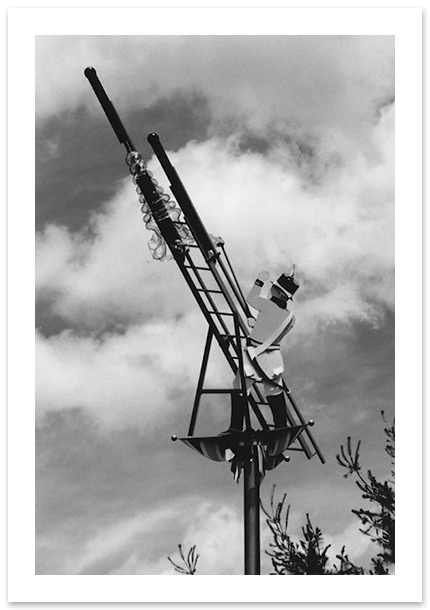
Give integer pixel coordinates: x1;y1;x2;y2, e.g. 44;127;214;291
33;32;399;580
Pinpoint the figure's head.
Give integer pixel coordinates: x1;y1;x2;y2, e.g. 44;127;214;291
271;265;300;302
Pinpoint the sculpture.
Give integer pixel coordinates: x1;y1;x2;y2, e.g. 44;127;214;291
222;266;299;433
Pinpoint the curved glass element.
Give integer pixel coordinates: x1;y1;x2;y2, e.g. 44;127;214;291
126;151;195;261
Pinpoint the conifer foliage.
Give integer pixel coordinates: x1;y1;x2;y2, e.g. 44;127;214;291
261;485;365;574
262;411;394;575
335;411;395;574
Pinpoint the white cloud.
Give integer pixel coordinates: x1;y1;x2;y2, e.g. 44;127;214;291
161;113;394;326
35;312;228;431
36;35;393;141
37;101;393;331
34;485;381;575
63;498;256;575
324;521;373;570
35;37;394;436
180;501;244;575
36;106;394;430
36;179;193;330
74;503;181;575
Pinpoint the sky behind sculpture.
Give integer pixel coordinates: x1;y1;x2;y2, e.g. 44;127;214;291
33;34;397;576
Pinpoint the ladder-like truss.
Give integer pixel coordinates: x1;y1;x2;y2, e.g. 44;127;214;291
145;133;324;464
166;209;324;462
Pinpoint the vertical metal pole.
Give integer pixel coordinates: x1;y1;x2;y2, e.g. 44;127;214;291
244;444;261;575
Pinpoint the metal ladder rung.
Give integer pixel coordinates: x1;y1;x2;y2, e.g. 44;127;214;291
217;334;240;344
201;388;242;394
220;332;246;339
207;311;234;316
183;265;211;271
196;288;223;294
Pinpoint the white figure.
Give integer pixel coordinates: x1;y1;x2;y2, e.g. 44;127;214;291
222;267;299;433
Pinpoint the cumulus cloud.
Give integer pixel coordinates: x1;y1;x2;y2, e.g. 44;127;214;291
71;498;372;576
36;178;193;330
35;311;232;432
35;32;394;445
36;35;393;140
179;501;245;575
75;503;180;575
36;100;393;431
57;498;254;575
180;113;393;319
110;501;248;576
172;110;394;324
323;521;373;569
37;102;393;330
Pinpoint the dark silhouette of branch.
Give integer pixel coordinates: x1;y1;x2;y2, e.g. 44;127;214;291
167;544;199;575
262;412;394;575
261;486;363;575
336;411;395;572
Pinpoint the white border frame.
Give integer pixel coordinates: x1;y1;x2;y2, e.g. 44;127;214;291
8;6;422;603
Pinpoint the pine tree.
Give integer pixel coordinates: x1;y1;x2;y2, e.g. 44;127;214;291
261;485;364;574
336;411;395;574
261;411;394;575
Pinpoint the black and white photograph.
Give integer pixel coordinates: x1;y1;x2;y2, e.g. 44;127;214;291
8;5;422;603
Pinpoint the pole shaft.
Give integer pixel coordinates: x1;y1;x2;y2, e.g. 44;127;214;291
244;446;261;574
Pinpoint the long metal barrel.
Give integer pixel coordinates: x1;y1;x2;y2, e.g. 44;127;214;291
84;67;185;260
147;132;217;261
84;67;136;153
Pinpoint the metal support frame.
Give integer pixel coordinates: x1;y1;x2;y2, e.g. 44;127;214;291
187;328;213;436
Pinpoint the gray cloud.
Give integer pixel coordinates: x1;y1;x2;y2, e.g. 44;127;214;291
36;36;393;142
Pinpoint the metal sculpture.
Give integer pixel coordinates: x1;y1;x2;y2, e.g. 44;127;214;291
223;268;299;435
85;67;325;575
